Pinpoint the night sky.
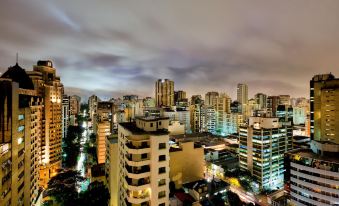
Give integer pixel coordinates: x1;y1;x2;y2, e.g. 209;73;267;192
1;0;339;100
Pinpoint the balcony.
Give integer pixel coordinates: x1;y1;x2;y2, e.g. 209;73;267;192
126;190;150;205
125;165;150;179
126;142;151;154
125;176;150;190
125;155;150;167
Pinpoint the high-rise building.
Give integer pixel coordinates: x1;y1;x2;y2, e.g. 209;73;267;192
205;92;219;106
0;63;43;205
62;95;69;140
237;83;248;105
69;95;81;125
190;104;206;133
88;95;101;121
214;94;231;134
94;102;114;164
239;117;292;190
285;142;339;206
174;90;186;103
284;73;339;205
279;95;291;106
28;60;64;188
204;105;217;134
255;93;267;109
310;73;339;143
190;95;203;105
267;96;280;117
155;79;174;107
116;117;170;206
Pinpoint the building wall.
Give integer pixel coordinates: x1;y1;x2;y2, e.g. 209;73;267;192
117;118;170;206
169;142;205;189
155;79;174;107
106;137;118;206
239;117;292;190
311;74;339;144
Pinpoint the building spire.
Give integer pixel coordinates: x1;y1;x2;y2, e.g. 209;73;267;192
16;53;18;65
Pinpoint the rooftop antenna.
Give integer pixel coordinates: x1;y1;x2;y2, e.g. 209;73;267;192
16;53;18;65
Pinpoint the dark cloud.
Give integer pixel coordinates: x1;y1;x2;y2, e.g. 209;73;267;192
1;0;339;101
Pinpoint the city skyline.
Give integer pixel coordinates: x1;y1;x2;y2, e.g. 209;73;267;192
1;1;339;100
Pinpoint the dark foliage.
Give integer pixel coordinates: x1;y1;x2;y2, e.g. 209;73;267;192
78;181;109;206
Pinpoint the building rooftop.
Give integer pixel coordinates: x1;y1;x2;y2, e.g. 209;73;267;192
170;133;226;148
287;148;339;164
107;135;118;144
1;63;35;90
135;116;169;121
119;122;169;135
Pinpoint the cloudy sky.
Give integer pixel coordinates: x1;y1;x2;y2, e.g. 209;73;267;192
1;0;339;101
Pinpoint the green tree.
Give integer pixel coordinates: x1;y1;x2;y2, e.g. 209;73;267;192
46;170;86;206
63;125;83;168
78;181;109;206
227;191;242;206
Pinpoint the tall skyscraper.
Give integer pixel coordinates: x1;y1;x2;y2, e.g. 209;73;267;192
94;102;113;164
205;91;219;106
237;83;248;105
310;73;339;143
155;79;174;107
115;117;170;206
237;83;248;114
88;95;101;121
239;117;292;190
254;93;267;109
214;94;231;134
0;63;43;205
28;60;64;187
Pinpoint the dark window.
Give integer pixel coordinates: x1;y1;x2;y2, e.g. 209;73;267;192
159;155;166;161
159;167;166;174
150;123;153;127
159;143;166;149
159;121;162;125
141;153;147;159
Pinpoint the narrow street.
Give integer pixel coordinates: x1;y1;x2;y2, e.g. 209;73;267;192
76;111;90;191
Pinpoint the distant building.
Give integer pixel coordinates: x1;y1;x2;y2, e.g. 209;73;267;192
70;95;81;115
267;96;280;116
62;94;70;140
279;95;291;105
155;79;174;107
174;90;187;103
205;91;219;106
190;95;203;105
237;83;248;113
239;117;292;190
255;93;267;109
88;95;100;121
